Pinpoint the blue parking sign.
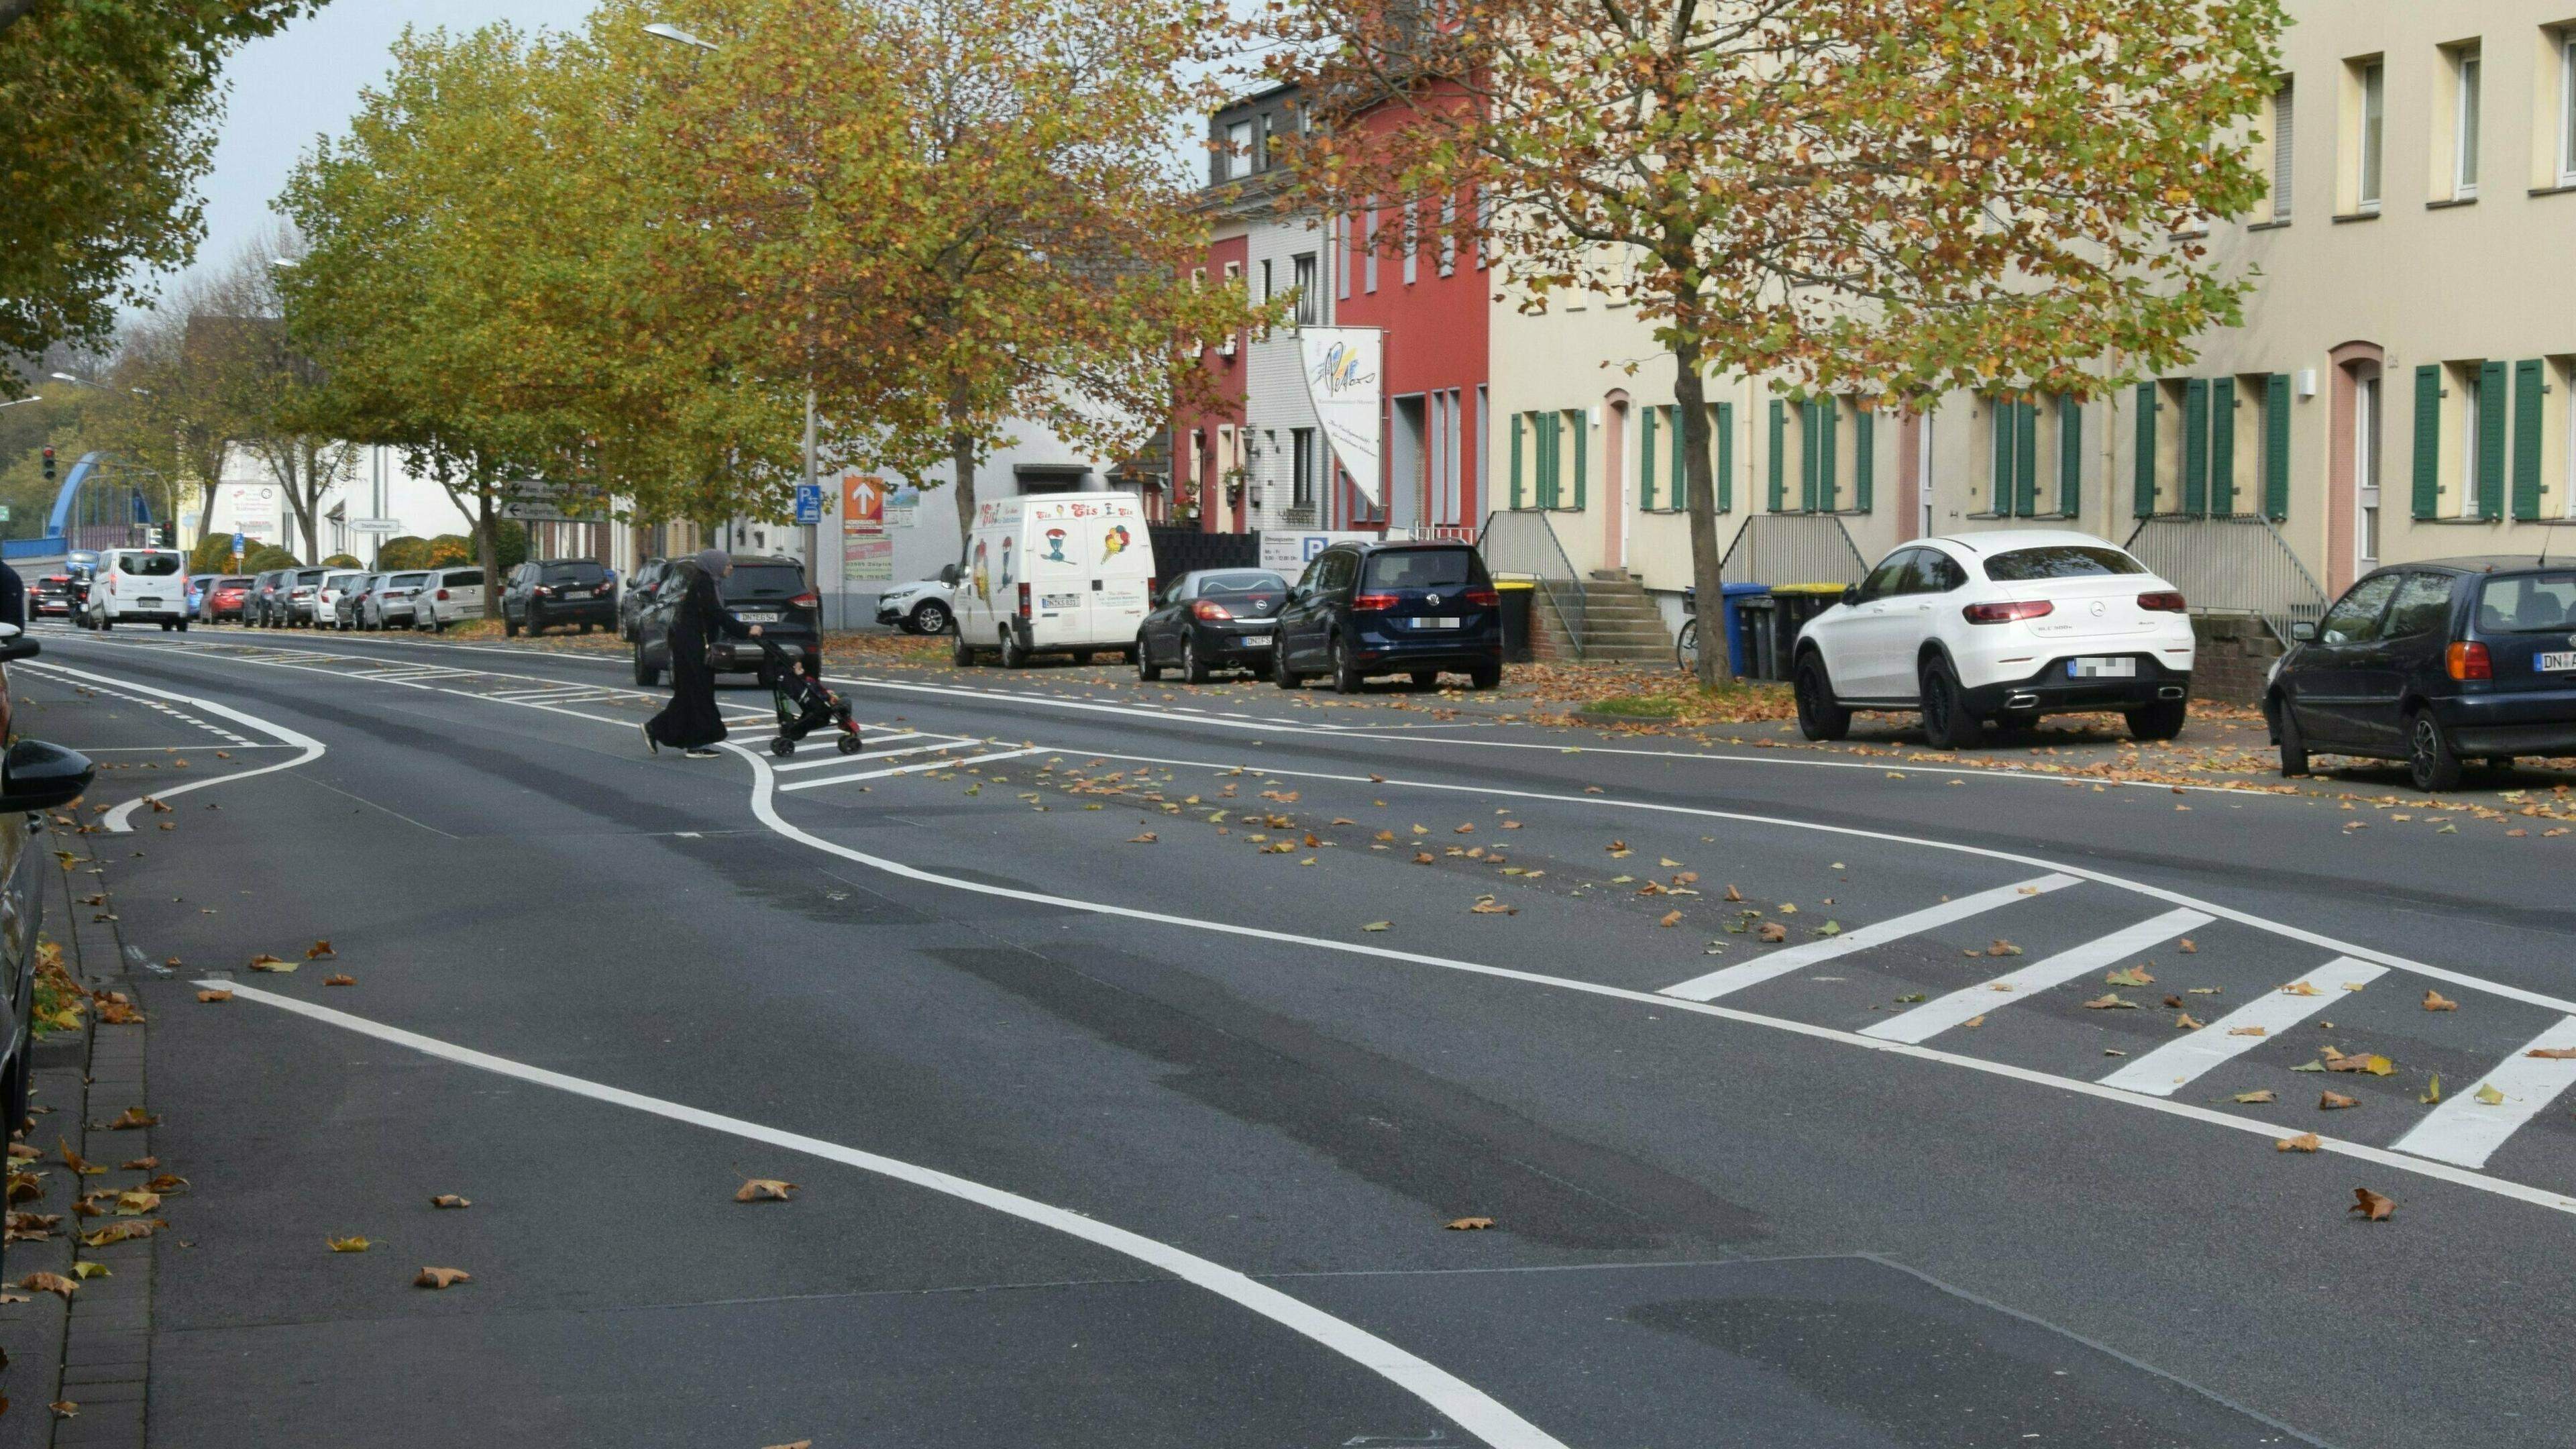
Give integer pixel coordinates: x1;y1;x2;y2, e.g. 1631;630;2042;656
793;484;824;525
231;531;246;556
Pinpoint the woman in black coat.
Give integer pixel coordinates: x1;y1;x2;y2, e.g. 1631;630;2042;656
644;549;761;758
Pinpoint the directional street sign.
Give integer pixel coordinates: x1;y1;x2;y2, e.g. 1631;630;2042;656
350;519;403;533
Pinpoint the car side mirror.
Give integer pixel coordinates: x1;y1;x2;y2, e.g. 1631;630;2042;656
1841;585;1860;607
2290;621;2316;643
0;739;95;814
938;565;961;586
0;623;35;664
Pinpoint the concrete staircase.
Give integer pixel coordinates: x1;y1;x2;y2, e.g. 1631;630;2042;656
1532;571;1673;663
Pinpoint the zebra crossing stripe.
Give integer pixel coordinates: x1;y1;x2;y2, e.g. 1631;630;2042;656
1658;874;2080;1002
2098;959;2387;1096
1860;908;2212;1045
2392;1017;2576;1169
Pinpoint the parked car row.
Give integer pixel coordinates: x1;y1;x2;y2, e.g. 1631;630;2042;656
178;566;488;631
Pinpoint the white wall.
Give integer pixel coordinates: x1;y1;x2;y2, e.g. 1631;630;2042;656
195;443;474;565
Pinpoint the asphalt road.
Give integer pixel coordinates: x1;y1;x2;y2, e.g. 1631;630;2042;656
13;619;2576;1448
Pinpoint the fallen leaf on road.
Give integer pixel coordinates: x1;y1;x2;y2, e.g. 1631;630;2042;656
1413;851;1434;864
19;1273;74;1299
1894;992;1926;1004
2226;1025;2267;1038
1127;833;1158;844
49;1401;76;1418
2105;966;2155;987
1986;940;2023;957
2526;1046;2576;1059
2175;1012;2204;1030
2082;994;2139;1010
2320;1091;2360;1110
104;1107;156;1130
1723;884;1743;902
2234;1089;2276;1104
764;1441;814;1449
2178;938;2197;953
2475;1083;2508;1106
246;955;294;973
323;974;355;987
305;940;335;959
1962;1014;1985;1028
1756;922;1787;943
78;1221;155;1248
735;1179;798;1203
2423;990;2458;1012
111;1191;159;1216
414;1267;471;1289
431;1195;471;1210
2349;1187;2394;1222
58;1142;101;1175
1362;921;1391;932
327;1236;371;1253
2282;981;2320;996
2276;1132;2320;1152
2421;1075;2443;1104
195;989;231;1004
1468;897;1516;916
1444;1216;1493;1230
1657;910;1682;928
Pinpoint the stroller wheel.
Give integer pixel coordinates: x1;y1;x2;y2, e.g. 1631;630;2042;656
770;736;796;758
835;732;864;755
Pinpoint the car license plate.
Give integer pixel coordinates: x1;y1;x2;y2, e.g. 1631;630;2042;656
739;610;780;623
2068;656;2136;678
2539;651;2576;673
1240;634;1273;649
564;588;590;598
1412;616;1460;630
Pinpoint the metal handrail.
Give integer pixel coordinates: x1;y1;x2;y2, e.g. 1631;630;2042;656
2120;512;2328;647
1476;508;1587;659
1718;513;1870;588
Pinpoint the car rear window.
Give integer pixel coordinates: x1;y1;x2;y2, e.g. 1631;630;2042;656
119;553;182;576
1361;549;1483;590
2477;572;2576;634
1198;571;1287;598
723;565;806;600
220;577;252;588
442;570;484;588
390;572;429;588
1983;545;2145;582
539;561;606;584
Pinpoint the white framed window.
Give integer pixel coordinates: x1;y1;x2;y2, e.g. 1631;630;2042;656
1437;193;1458;276
2355;371;2381;570
2452;46;2481;199
2460;366;2484;518
1362;202;1379;293
1401;201;1418;285
2561;33;2576;186
1225;120;1254;180
2358;58;2385;211
2272;78;2295;219
1291;428;1316;511
1291;252;1318;326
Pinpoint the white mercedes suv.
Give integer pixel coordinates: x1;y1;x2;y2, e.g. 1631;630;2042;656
1791;530;2196;749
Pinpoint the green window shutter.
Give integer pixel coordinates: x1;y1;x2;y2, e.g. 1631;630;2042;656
1992;402;2013;513
1713;403;1733;513
1640;405;1658;512
1811;400;1837;511
2263;374;2291;521
2134;382;2158;517
2057;396;2083;518
2208;377;2236;515
1768;399;1786;511
1796;401;1817;511
1508;413;1524;511
1854;408;1874;513
2411;364;2442;519
2181;378;2210;515
2511;359;2544;521
2014;401;2039;516
1546;412;1562;510
1570;410;1588;511
1668;407;1684;510
2477;360;2508;521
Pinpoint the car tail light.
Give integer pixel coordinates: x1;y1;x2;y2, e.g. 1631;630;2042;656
435;588;449;600
2137;590;2187;612
1464;587;1499;606
790;592;819;609
2447;641;2491;681
1190;599;1234;621
1352;592;1400;612
533;585;553;597
1017;582;1031;620
1145;577;1157;600
1962;599;2053;624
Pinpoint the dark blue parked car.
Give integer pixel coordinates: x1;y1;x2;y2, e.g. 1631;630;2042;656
1272;539;1503;692
2267;557;2576;790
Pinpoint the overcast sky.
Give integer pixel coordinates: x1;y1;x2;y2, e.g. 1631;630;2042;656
150;0;600;310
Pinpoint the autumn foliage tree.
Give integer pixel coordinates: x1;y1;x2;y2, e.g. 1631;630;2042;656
1264;0;2284;684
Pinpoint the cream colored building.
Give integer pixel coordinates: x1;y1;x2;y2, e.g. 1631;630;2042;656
1487;1;2576;637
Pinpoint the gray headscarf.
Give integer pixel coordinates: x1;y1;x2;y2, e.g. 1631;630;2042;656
693;548;730;578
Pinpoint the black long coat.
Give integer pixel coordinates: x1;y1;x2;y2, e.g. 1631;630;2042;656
645;568;754;750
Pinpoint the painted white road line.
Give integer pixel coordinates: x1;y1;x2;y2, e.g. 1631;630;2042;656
2099;960;2388;1096
2393;1017;2576;1168
207;982;1567;1449
1658;875;2080;1002
1861;908;2215;1045
773;738;977;772
17;661;326;831
776;745;1046;791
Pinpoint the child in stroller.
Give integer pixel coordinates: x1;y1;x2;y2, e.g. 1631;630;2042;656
759;637;863;757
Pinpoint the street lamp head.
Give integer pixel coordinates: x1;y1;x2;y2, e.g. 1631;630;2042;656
48;372;80;384
268;256;299;270
643;22;720;50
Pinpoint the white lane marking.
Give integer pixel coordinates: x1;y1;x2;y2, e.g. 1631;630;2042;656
776;746;1046;791
2393;1017;2576;1168
207;982;1566;1449
17;661;325;830
773;738;977;772
1051;744;2576;1021
1860;908;2214;1045
74;636;2576;1214
2098;961;2388;1096
1658;875;2080;1002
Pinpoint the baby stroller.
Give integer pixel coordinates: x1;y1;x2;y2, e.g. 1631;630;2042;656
759;637;863;758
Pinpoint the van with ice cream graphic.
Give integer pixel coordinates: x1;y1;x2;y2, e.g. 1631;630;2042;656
944;492;1157;668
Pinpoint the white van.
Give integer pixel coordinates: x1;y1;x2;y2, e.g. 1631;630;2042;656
945;492;1156;667
85;548;192;631
413;567;487;631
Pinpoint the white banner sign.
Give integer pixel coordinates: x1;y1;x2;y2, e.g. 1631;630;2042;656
1258;531;1379;576
1299;327;1383;505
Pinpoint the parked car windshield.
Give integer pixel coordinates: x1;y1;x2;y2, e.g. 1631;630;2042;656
2476;572;2576;634
1197;570;1287;600
722;565;806;600
539;561;607;584
1984;545;2145;582
1361;549;1481;590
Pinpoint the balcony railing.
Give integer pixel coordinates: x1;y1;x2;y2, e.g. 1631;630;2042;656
2121;513;2328;646
1718;513;1870;589
1477;509;1587;658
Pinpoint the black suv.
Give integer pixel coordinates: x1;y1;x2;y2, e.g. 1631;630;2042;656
501;559;617;637
2268;557;2576;790
618;558;669;640
632;557;820;686
1273;539;1503;692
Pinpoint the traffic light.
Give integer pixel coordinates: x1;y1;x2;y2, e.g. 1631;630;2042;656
41;447;54;482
